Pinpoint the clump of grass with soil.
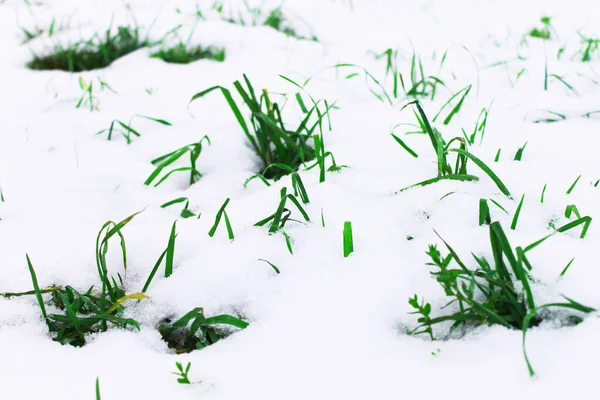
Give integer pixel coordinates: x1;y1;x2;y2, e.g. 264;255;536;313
27;25;147;72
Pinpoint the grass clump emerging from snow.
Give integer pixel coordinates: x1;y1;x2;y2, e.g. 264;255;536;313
151;43;225;64
408;221;596;376
27;25;147;72
190;74;335;181
158;307;248;354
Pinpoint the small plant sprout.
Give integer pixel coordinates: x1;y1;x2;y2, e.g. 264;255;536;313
576;33;600;62
529;16;555;40
144;136;211;187
258;258;281;274
158;307;248;353
75;77;98;111
494;148;501;162
97;115;172;144
559;258;576;278
343;221;354;257
255;187;310;233
463;107;490;145
173;362;192;384
190;74;334;181
396;101;511;197
407;222;595;376
208;198;234;240
161;197;200;219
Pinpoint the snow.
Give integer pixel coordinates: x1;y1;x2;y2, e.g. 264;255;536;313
1;0;600;398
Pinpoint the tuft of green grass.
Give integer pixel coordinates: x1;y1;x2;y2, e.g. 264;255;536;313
6;212;148;347
395;101;511;197
190;74;334;181
96;115;172;144
28;25;148;72
145;136;210;187
407;221;595;376
158;307;248;354
161;197;200;219
151;43;225;64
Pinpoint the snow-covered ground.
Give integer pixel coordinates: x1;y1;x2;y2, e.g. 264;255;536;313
1;0;600;398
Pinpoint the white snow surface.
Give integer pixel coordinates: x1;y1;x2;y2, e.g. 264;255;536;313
1;0;600;398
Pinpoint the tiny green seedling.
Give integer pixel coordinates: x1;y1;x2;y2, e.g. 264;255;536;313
142;221;177;293
173;362;192;384
510;194;525;230
145;136;210;187
566;175;581;195
514;142;528;161
529;16;555;40
161;197;200;219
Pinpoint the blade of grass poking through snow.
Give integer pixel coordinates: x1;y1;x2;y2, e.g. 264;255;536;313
96;378;101;400
208;198;234;240
165;221;177;278
343;221;354;257
514;142;528;161
489;198;509;214
494;148;501;162
26;254;47;321
433;85;472;125
511;194;525;230
396;174;480;194
566;175;581;194
479;199;491;226
259;259;280;274
447;149;511;197
321;208;326;227
105;293;149;314
142;247;167;293
282;231;293;254
522;299;596;376
560;258;576;277
540;184;547;203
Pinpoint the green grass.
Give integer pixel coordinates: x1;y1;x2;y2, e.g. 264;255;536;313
157;307;248;354
395;101;511;196
151;43;225;64
144;136;210;187
190;74;334;181
577;33;600;62
173;362;192;384
27;25;148;72
343;221;354;257
1;212;147;346
407;221;595;376
97;115;172;144
160;197;200;219
254;187;310;233
208;198;235;240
